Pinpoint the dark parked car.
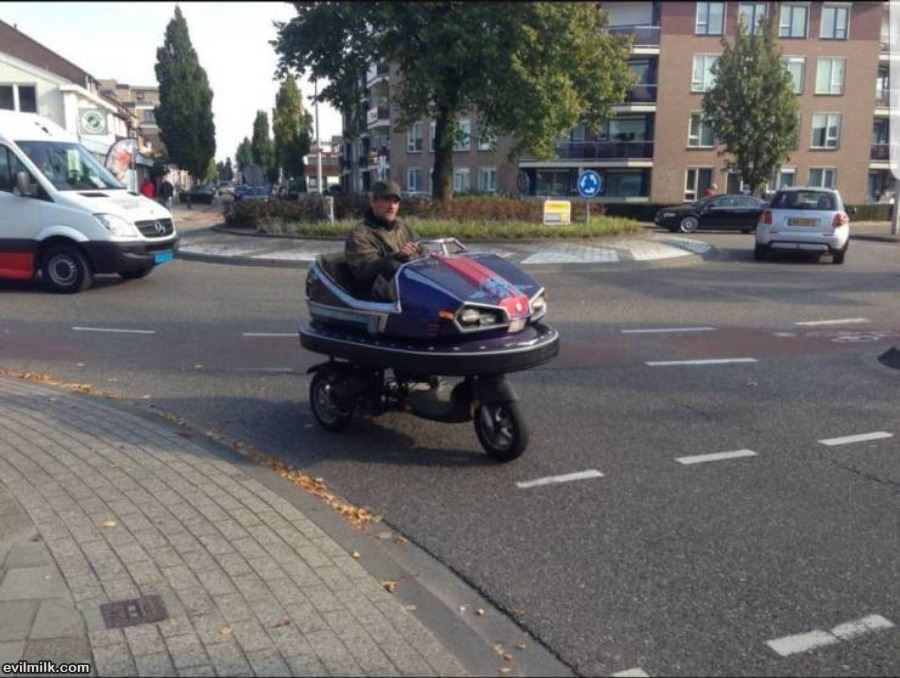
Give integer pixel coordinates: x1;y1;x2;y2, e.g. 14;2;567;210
233;185;269;202
654;194;768;233
178;184;216;205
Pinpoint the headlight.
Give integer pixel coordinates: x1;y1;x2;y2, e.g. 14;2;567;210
531;294;547;313
458;307;502;327
94;213;140;238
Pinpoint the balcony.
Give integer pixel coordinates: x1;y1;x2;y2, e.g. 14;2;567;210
606;25;661;47
871;143;890;161
367;147;391;163
549;141;654;160
876;89;889;107
624;83;657;103
367;61;390;85
366;106;390;127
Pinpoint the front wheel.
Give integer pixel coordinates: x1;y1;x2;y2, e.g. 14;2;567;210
41;245;92;294
474;401;528;462
679;216;699;233
309;371;354;432
753;243;769;261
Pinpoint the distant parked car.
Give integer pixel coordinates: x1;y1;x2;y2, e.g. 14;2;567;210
217;181;235;197
179;184;216;205
755;187;854;263
654;194;768;233
233;185;268;202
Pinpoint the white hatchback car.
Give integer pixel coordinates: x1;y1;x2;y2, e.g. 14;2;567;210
755;187;852;264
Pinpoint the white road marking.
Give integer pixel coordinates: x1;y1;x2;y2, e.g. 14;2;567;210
516;469;603;489
645;358;757;366
227;367;295;373
794;318;870;326
242;332;297;337
621;327;716;334
773;332;797;337
612;669;649;677
818;431;893;447
676;449;758;465
767;615;895;657
72;326;156;335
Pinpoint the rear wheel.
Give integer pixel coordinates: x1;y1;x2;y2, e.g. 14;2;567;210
753;243;769;261
679;216;699;233
833;246;847;264
474;401;528;462
121;267;154;280
41;245;92;294
309;371;353;432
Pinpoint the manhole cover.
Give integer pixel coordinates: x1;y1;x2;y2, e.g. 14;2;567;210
100;595;168;629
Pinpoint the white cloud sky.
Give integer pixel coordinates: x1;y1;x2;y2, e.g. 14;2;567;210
0;1;343;162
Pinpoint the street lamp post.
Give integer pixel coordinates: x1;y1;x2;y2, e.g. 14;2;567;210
313;78;323;195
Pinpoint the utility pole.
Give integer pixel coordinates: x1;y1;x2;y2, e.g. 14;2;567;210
314;78;323;195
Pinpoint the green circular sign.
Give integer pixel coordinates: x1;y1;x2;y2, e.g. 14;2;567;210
80;110;105;134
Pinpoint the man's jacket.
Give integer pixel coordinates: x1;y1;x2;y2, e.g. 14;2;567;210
345;208;422;287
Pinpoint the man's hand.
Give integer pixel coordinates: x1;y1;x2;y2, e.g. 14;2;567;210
396;241;421;260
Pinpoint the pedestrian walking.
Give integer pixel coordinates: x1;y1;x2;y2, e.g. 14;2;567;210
159;177;174;209
703;183;719;199
140;176;156;199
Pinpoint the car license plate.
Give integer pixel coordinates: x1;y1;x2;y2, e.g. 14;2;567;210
153;250;173;264
788;218;817;226
508;318;526;333
663;212;676;217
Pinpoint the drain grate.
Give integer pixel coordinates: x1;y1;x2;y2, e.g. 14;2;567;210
100;595;168;629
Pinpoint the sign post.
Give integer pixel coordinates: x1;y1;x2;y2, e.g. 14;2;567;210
577;170;602;232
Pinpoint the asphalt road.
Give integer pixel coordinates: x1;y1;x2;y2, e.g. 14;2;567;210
2;231;899;676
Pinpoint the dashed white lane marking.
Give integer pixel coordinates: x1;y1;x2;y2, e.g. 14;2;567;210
773;332;797;337
645;358;757;367
226;367;295;373
622;327;716;334
72;326;156;335
516;469;603;489
242;332;297;337
612;669;649;677
676;449;758;465
818;431;893;446
766;614;895;657
794;318;870;326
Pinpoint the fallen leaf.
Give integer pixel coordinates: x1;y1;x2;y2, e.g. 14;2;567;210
476;608;485;616
514;642;527;650
141;394;151;399
351;551;361;559
500;668;511;674
404;604;416;611
76;362;85;367
271;619;290;628
393;536;408;545
493;644;504;655
503;654;513;662
378;531;393;540
459;606;467;614
194;364;204;369
101;520;117;528
219;624;232;635
382;580;397;593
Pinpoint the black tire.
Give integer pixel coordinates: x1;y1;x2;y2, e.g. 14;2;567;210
832;246;847;264
309;371;353;433
41;244;92;294
474;401;528;462
741;228;753;234
679;216;699;233
120;267;154;280
753;243;769;261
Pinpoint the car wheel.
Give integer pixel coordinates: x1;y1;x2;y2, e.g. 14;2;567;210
741;228;754;234
753;243;769;261
41;244;93;294
833;246;847;265
679;216;699;233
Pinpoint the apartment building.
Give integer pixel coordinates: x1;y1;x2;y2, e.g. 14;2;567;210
342;2;892;206
97;80;164;156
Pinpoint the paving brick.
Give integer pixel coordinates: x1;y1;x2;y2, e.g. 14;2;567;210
150;546;183;570
189;614;232;646
0;600;39;641
176;664;215;676
194;569;236;597
231;538;268;561
123;624;163;656
378;640;436;676
296;546;331;569
248;597;289;628
286;603;328;635
165;632;210;670
213;593;253;623
247;556;286;580
266;578;307;606
157;615;195;640
91;642;137;676
0;640;25;664
302;585;344;614
0;565;69;600
30;598;85;640
284;652;328;677
134;650;177;676
206;639;252;676
102;577;140;601
175;589;216;618
4;542;51;569
246;647;291;676
217;553;252;578
231;573;271;603
230;618;275;653
163;565;201;591
88;628;125;648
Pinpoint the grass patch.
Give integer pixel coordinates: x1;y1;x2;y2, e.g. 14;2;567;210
256;216;642;240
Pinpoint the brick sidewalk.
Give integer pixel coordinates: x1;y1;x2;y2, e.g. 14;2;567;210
0;377;467;677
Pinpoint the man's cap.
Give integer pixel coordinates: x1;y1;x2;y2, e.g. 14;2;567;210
371;180;402;199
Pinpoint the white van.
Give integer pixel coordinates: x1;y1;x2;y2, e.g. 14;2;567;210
0;111;178;293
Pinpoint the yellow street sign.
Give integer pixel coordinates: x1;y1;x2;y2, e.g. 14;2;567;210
543;200;571;225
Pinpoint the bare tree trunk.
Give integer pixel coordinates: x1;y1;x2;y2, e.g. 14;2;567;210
432;109;454;204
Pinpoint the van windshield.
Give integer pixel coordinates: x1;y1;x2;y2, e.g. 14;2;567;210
15;141;123;191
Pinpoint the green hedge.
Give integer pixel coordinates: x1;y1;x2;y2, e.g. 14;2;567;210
847;204;892;221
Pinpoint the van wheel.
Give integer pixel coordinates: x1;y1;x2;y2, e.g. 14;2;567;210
42;245;92;294
753;243;769;261
121;267;154;280
832;246;847;264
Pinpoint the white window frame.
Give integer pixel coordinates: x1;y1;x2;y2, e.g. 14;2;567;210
478;166;497;193
808;167;837;189
684;166;713;202
782;56;805;95
691;55;719;92
0;83;38;113
820;3;850;40
453;117;471;152
429;121;436;152
407;122;424;153
453;167;470;193
810;112;841;149
738;2;768;34
776;167;797;189
695;1;725;35
815;57;846;95
478;120;497;151
687;112;715;148
779;3;809;38
407;166;423;193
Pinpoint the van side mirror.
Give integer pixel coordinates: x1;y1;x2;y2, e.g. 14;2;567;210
15;171;34;197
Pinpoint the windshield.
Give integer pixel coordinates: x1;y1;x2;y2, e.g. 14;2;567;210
15;141;124;191
771;190;836;211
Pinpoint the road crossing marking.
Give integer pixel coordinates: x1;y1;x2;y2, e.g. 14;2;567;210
612;669;650;677
72;326;156;335
645;358;757;367
766;614;894;657
242;332;297;337
675;449;758;465
621;327;716;334
794;318;870;326
818;431;893;446
516;469;603;489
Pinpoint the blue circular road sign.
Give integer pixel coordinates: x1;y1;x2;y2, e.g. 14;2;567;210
577;170;602;198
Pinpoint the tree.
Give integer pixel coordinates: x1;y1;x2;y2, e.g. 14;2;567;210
702;16;798;195
273;2;634;202
272;76;311;190
205;158;219;183
235;138;253;171
251;111;278;184
154;6;216;179
223;157;234;181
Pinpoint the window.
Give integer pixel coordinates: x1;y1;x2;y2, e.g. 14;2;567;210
407;122;424;152
811;113;841;148
775;168;796;189
0;146;14;191
691;55;719;92
142;109;156;124
820;4;849;40
453;167;470;192
685;167;713;201
478;167;497;193
407;166;423;193
17;86;36;113
779;3;808;38
688;113;715;147
605;170;648;198
429;121;436;152
453;118;471;151
815;58;845;95
478;119;497;151
739;3;768;34
695;1;725;35
0;86;12;111
782;57;805;94
808;168;836;189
